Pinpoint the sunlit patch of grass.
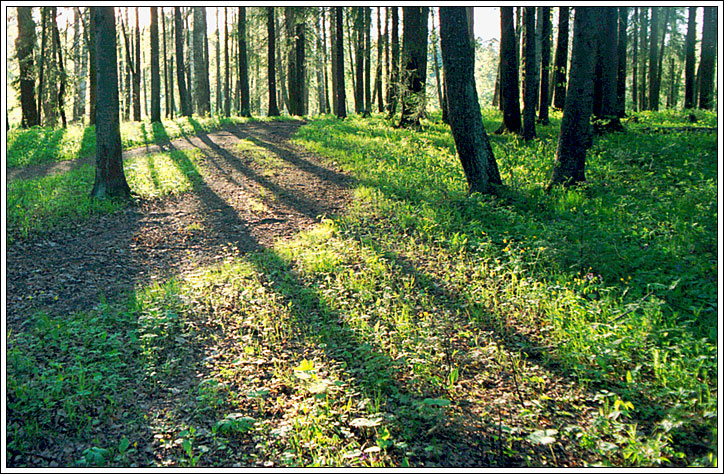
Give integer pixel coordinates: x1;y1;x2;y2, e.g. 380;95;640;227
7;149;203;242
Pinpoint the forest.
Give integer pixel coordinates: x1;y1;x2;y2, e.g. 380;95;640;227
4;5;720;468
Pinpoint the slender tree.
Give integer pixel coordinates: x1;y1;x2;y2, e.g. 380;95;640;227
549;7;599;188
430;9;445;117
162;8;173;119
193;7;211;115
50;7;66;127
374;7;384;112
398;6;429;128
537;6;551;123
15;7;39;128
334;7;347;118
497;7;522;134
238;7;250;117
387;7;400;118
616;7;628;118
439;7;502;195
88;7;97;125
91;6;130;200
133;7;141;120
174;8;191;116
639;7;648;111
215;10;221;114
363;7;372;117
72;8;82;122
684;7;698;109
353;8;364;114
522;7;537;140
320;8;331;114
150;7;161;122
551;7;569;109
267;7;280;116
594;7;620;126
648;7;660;110
632;7;639;112
698;6;716;110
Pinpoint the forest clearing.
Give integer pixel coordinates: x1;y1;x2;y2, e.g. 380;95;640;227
4;5;720;469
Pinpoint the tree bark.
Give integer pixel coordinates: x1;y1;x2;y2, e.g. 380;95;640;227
439;7;502;195
684;7;697;109
522;7;537;141
398;6;429;128
497;7;522;134
387;7;400;118
162;8;173;119
88;8;97;125
354;7;364;114
215;11;221;114
150;7;161;122
193;7;211;115
632;7;638;112
595;7;620;124
616;7;627;118
174;8;191;116
537;6;551;123
698;6;716;110
647;7;660;110
639;8;648;111
16;7;39;128
549;7;598;188
363;7;372;117
37;8;48;126
238;7;250;117
431;9;445;117
91;6;130;200
330;8;338;114
133;7;141;121
375;7;384;113
321;8;331;114
267;7;280;116
551;7;569;110
334;7;347;118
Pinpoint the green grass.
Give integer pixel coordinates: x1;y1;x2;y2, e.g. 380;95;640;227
6;148;203;242
6;109;718;467
6;114;299;169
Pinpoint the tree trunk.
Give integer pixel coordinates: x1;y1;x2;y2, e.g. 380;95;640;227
522;7;537;141
439;7;502;195
223;8;230;117
632;7;638;112
374;7;384;113
537;6;551;123
150;7;161;122
655;8;671;95
698;6;716;110
398;6;429;128
267;7;280;116
647;7;660;110
174;8;191;116
363;7;372;117
549;7;599;188
330;8;338;114
133;7;141;121
551;7;569;110
684;7;697;109
238;7;250;117
91;6;130;200
215;11;221;114
16;7;39;128
497;7;522;134
639;8;648;111
320;8;331;114
616;7;628;118
72;8;82;122
387;7;400;118
162;8;173;119
193;7;211;115
431;9;445;117
185;10;193;113
596;7;620;124
334;7;347;118
354;7;364;114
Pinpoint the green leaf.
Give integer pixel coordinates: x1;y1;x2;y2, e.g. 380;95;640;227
118;436;130;454
422;398;450;407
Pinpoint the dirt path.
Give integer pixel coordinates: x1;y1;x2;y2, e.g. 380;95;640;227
6;121;355;331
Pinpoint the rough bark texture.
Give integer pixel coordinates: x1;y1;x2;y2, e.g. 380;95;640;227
522;7;537;141
647;7;660;111
698;7;716;110
334;7;347;118
88;8;97;125
431;10;444;117
267;7;280;116
595;7;619;121
162;8;173;119
363;7;372;117
537;6;551;124
16;6;39;128
632;7;638;112
497;7;521;134
616;7;627;118
51;7;67;128
174;8;191;116
684;7;697;109
439;7;502;195
639;8;648;111
550;7;598;188
375;7;384;113
150;7;161;122
223;8;230;117
387;7;399;118
193;7;211;115
91;7;131;200
354;8;364;114
238;7;251;117
133;8;141;121
398;6;429;128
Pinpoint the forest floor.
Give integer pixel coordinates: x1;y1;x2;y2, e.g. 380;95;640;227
6;121;353;330
6;114;717;468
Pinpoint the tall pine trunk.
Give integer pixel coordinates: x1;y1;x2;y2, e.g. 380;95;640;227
16;6;39;128
632;7;638;112
398;6;429;128
522;7;537;140
387;7;399;118
439;7;502;195
551;6;569;110
267;7;280;116
150;7;161;122
497;7;522;134
537;6;551;123
698;7;716;110
238;7;250;117
684;7;697;109
647;7;660;110
334;7;347;118
549;7;599;188
174;7;191;116
616;7;628;118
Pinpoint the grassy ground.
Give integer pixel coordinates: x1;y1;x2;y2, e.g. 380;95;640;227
6;109;718;467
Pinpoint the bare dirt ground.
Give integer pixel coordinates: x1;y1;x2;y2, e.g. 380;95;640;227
6;121;355;332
